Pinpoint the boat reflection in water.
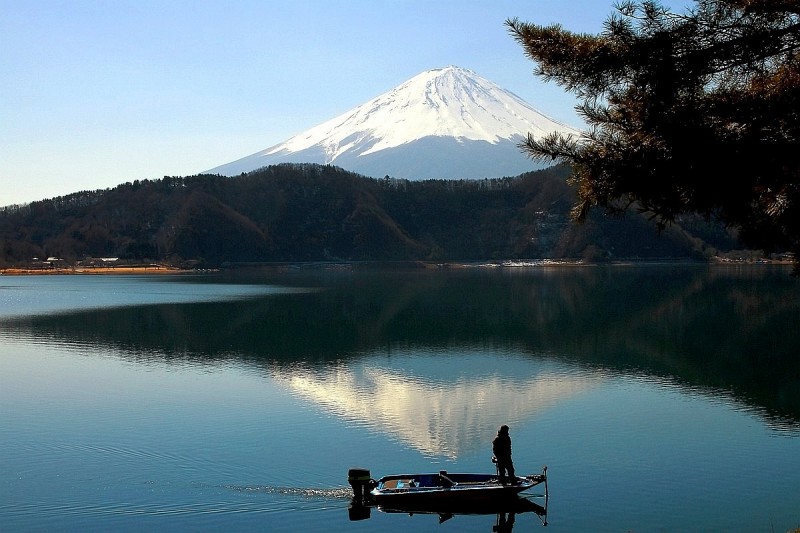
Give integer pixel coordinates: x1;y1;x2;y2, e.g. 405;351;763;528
349;492;548;529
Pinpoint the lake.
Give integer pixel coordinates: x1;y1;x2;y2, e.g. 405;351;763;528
1;264;798;532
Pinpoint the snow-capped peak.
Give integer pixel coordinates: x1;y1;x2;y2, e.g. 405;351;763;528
277;66;570;160
207;66;578;179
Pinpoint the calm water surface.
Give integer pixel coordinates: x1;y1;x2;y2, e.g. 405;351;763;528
1;265;798;532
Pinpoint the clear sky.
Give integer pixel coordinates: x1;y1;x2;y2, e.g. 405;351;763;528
1;0;689;206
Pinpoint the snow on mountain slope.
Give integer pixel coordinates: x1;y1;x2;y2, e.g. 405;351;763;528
207;66;579;179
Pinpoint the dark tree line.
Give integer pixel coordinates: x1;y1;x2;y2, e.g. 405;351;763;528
0;163;746;268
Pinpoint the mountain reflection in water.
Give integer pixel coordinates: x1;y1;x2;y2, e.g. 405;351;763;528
276;355;601;458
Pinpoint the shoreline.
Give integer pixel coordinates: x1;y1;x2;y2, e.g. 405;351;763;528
1;258;792;276
0;266;194;275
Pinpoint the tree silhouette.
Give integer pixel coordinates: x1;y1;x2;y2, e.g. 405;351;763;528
507;0;800;269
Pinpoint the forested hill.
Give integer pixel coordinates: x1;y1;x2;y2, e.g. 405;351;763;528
0;163;744;268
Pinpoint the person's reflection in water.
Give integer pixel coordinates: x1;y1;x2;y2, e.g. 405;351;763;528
493;511;516;532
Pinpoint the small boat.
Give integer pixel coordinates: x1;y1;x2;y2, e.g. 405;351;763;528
347;466;548;507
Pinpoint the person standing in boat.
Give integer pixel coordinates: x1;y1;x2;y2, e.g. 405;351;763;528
492;424;516;484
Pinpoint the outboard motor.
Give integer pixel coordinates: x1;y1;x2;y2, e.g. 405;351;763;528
347;467;372;504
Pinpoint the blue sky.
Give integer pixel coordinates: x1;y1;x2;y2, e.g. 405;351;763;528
1;0;689;206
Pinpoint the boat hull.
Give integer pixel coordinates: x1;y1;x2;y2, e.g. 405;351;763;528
369;471;544;508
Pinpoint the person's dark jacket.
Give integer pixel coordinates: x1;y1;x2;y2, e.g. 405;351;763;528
492;433;512;461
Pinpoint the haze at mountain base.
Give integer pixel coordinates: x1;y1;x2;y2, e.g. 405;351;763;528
210;136;550;179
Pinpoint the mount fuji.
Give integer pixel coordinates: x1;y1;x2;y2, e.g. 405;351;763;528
207;66;579;179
